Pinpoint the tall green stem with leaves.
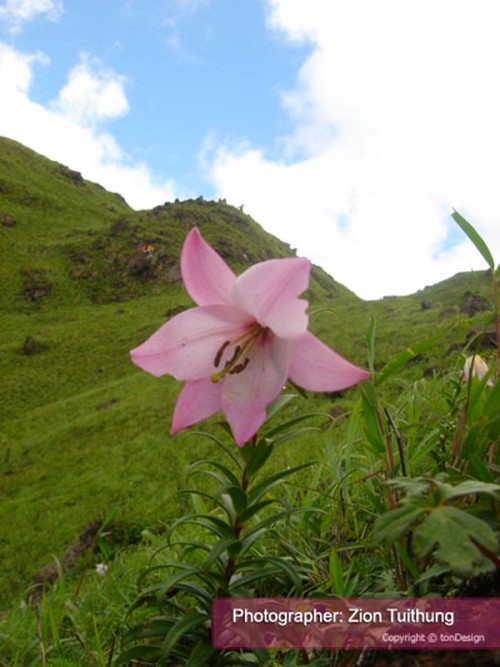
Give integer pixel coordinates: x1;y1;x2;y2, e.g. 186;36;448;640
116;416;317;666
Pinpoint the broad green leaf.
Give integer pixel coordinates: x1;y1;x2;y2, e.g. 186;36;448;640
372;504;426;545
452;210;495;270
413;505;498;574
440;479;500;502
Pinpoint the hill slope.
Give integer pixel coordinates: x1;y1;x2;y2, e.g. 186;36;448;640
0;137;496;606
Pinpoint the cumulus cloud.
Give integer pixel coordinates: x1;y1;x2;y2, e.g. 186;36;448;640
206;0;500;298
0;43;177;208
53;55;129;125
0;0;62;32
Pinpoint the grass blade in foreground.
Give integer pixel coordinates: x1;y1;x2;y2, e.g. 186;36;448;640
451;210;495;271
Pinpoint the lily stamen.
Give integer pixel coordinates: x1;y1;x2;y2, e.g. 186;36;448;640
213;340;230;368
229;357;250;375
211;326;264;383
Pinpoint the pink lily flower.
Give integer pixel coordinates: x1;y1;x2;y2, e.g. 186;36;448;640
131;227;369;446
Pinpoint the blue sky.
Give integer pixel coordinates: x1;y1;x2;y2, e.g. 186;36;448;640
4;0;308;191
1;0;500;298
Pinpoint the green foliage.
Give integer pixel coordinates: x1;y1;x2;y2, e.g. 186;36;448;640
116;419;317;666
373;476;500;575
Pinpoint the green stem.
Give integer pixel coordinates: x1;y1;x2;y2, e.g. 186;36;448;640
492;268;500;374
220;438;255;594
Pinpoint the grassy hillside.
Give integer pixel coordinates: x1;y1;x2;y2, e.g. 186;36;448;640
0;137;360;606
0;136;497;612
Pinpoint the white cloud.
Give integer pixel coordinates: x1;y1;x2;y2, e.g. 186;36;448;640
206;0;500;298
53;55;129;125
0;43;178;208
0;0;62;32
0;39;46;90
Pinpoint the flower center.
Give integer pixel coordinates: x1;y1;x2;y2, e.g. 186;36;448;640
211;324;265;383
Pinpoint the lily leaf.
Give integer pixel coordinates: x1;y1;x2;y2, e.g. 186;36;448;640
160;612;207;663
266;393;297;421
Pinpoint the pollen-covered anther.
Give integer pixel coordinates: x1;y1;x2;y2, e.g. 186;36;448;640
211;328;263;383
229;357;250;375
214;340;230;368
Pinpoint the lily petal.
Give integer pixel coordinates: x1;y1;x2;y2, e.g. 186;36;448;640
181;227;236;306
130;305;253;380
263;298;309;339
171;379;221;434
221;332;290;445
231;257;310;338
289;332;370;392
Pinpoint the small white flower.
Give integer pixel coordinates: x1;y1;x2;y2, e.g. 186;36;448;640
95;563;108;576
463;355;494;387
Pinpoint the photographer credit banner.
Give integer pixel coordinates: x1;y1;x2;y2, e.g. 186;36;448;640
212;597;499;650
